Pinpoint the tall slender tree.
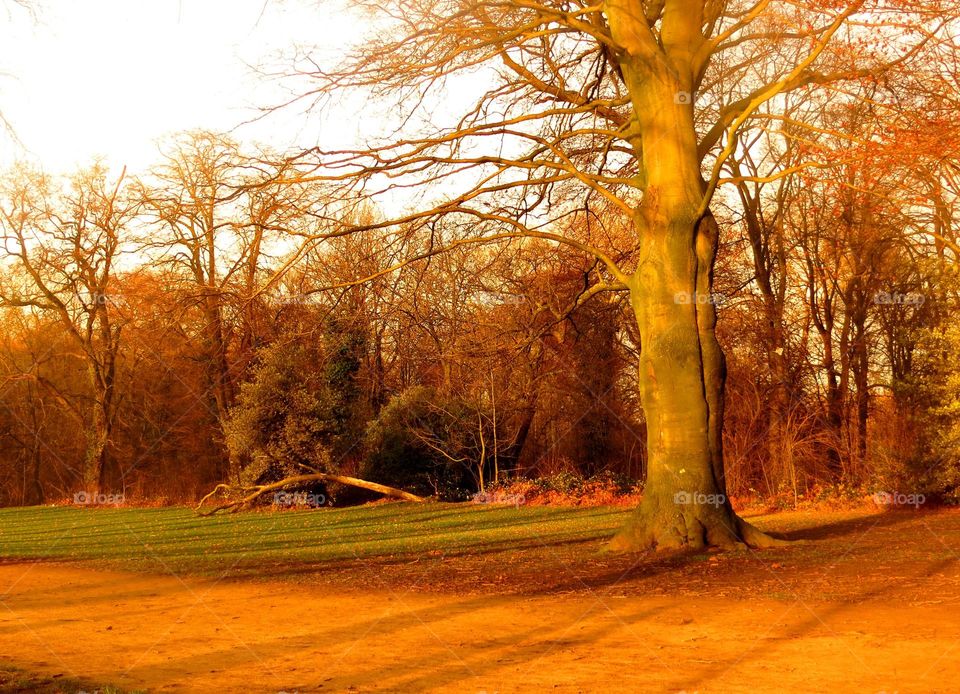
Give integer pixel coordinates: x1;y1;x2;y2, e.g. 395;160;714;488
0;165;132;493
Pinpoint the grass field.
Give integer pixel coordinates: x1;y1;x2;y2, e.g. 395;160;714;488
2;505;960;692
0;502;631;576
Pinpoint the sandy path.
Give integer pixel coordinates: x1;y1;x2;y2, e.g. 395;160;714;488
0;561;956;693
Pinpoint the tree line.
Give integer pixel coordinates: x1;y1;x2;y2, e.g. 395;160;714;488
0;121;955;511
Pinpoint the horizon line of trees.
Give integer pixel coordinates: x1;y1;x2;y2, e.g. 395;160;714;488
0;121;955;507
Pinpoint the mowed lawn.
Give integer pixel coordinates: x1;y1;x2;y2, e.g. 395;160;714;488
4;502;957;601
0;503;632;577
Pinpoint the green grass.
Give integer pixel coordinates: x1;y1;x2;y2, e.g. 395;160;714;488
0;502;630;576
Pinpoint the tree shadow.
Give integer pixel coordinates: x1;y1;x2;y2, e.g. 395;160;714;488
773;508;931;542
673;552;958;692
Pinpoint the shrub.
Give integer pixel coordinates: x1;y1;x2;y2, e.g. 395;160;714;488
225;339;336;484
360;386;484;499
225;318;365;494
911;322;960;501
482;472;642;507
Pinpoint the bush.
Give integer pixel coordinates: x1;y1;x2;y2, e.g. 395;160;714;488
482;472;642;507
360;386;483;499
898;321;960;502
225;321;364;492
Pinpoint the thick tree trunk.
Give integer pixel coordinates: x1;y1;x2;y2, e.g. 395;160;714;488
609;210;779;551
601;1;782;551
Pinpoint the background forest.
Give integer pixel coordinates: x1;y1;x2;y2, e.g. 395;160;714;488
0;0;958;511
0;122;956;508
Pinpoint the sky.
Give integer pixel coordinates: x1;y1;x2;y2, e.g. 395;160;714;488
0;0;361;173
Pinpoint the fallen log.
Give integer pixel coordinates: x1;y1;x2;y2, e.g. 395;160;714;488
195;473;426;516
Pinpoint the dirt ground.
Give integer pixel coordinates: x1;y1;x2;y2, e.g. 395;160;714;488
1;509;959;693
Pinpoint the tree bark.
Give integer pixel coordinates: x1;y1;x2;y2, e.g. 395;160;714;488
609;205;780;551
598;45;780;549
83;400;109;495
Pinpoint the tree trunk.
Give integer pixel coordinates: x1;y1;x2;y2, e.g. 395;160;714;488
609;209;777;551
767;337;791;494
205;300;236;482
821;318;845;479
30;437;44;505
594;2;780;551
853;324;869;467
195;473;426;515
83;401;109;495
696;214;729;496
504;397;537;473
83;325;118;496
27;394;45;505
370;327;387;413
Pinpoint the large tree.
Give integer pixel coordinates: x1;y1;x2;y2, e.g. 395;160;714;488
271;0;958;549
209;2;960;547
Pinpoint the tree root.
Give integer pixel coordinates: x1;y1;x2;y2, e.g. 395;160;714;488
734;514;791;548
195;473;426;516
606;496;790;553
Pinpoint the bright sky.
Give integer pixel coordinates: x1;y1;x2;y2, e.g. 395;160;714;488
0;0;361;173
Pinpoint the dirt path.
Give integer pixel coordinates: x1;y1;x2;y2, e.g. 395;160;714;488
0;561;957;693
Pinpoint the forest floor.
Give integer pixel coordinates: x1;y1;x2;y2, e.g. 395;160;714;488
0;505;958;692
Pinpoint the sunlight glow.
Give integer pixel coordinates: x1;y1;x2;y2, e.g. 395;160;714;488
0;0;356;172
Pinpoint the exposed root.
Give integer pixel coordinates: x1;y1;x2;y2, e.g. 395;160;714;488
606;495;788;553
735;515;791;548
195;473;426;516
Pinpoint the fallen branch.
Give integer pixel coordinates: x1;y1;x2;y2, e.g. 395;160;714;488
195;473;426;516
